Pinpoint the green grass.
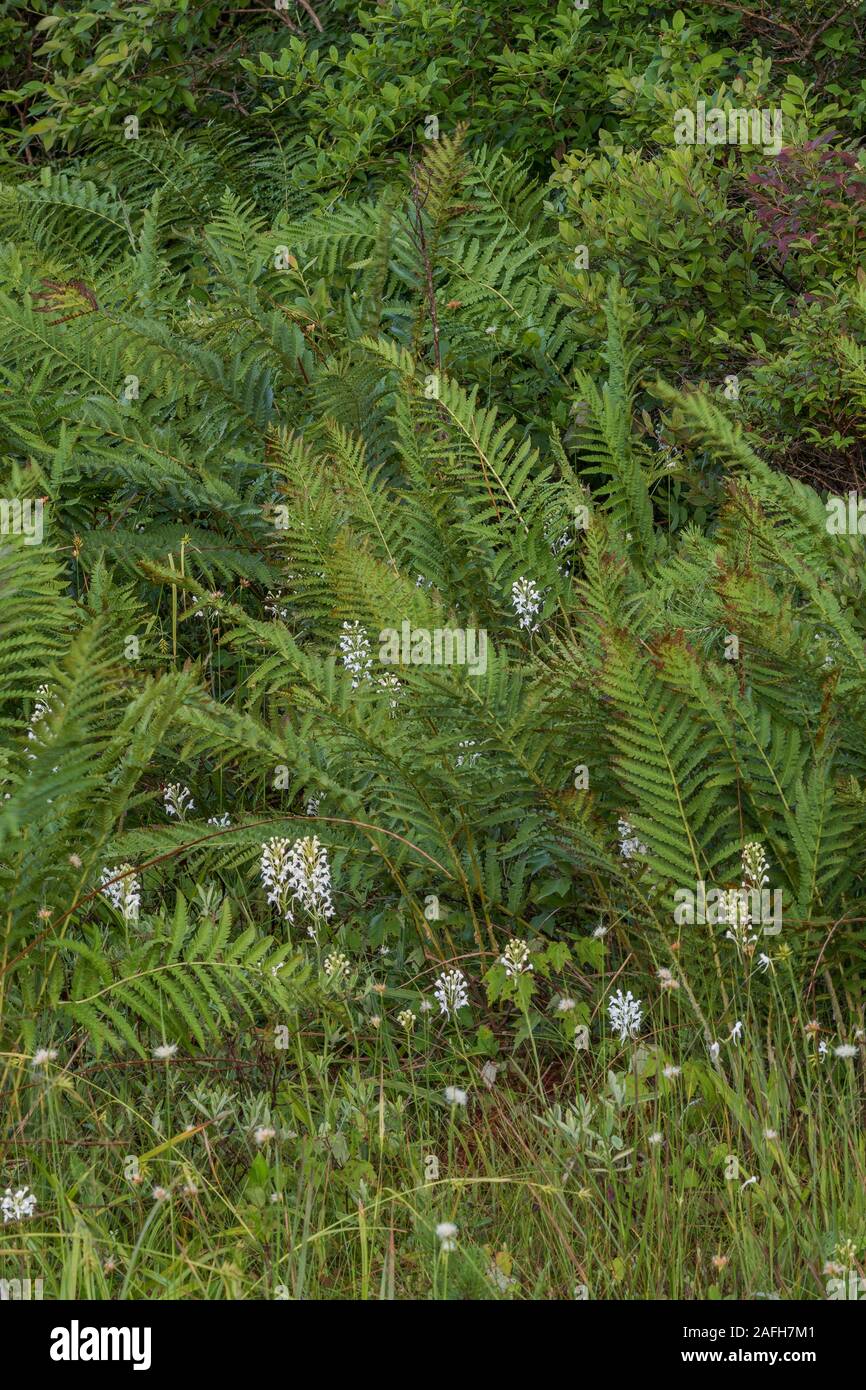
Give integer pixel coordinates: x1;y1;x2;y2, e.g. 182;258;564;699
3;898;864;1301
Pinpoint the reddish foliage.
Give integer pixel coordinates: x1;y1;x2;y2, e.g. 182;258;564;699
746;133;866;264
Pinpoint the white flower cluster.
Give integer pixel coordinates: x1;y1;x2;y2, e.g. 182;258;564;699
339;621;373;688
264;591;290;621
741;841;769;889
287;835;334;930
100;864;141;923
511;576;543;631
260;835;335;935
723;842;771;955
720;888;757;954
433;968;470;1019
377;672;402;713
2;1185;37;1223
455;739;480;768
190;590;224;622
617;818;647;860
27;685;52;740
323;950;349;980
207;812;231;828
260;837;293;918
26;685;54;769
499;938;532;978
164;783;195;819
608;988;643;1043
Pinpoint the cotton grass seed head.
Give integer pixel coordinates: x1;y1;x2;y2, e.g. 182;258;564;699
444;1086;467;1107
436;1221;458;1252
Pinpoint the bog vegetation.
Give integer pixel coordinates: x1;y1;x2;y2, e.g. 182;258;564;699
1;0;866;1300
